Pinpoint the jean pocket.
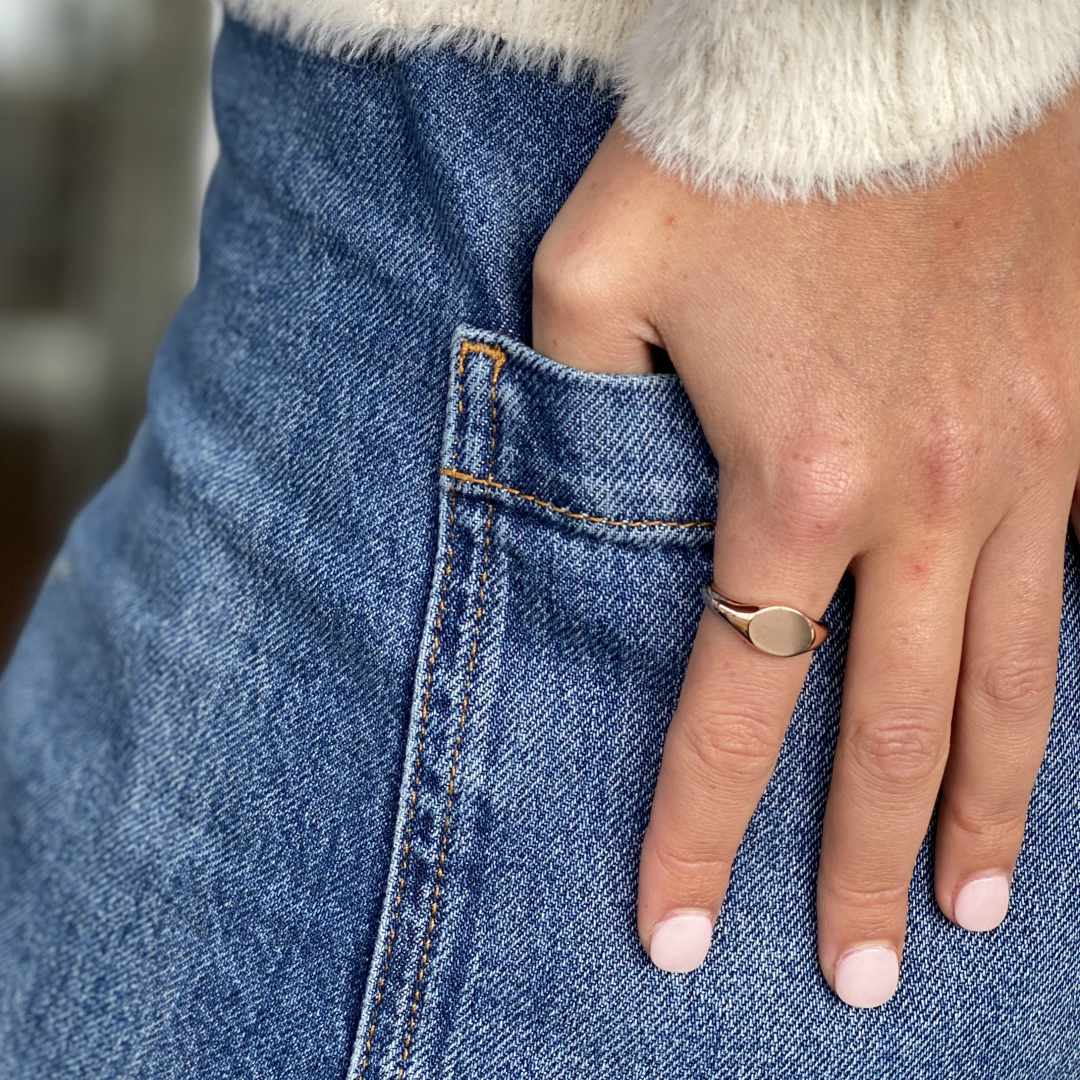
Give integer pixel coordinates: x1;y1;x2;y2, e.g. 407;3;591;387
348;324;723;1078
439;325;718;545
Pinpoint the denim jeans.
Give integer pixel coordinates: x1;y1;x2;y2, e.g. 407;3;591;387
1;17;1077;1079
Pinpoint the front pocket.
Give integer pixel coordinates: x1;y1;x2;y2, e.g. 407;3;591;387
438;326;719;543
345;326;726;1079
347;325;1080;1080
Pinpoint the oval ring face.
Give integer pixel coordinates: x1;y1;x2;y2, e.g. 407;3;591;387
746;605;816;657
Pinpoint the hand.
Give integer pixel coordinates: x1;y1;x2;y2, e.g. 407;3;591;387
531;89;1080;1007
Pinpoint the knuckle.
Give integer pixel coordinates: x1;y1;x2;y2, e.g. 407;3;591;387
649;835;731;890
846;706;948;790
912;411;981;517
530;238;564;302
532;234;616;322
941;795;1028;848
1021;380;1073;457
969;360;1079;472
767;437;866;541
971;646;1056;718
679;708;779;786
819;873;910;912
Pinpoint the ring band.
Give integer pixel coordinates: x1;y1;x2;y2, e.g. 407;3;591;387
701;583;828;657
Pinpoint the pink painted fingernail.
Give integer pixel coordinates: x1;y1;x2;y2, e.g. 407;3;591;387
834;946;899;1008
954;873;1010;932
648;910;714;973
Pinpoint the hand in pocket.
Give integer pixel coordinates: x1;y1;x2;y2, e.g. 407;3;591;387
531;95;1080;1007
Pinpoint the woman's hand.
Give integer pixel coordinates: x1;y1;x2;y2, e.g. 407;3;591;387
531;89;1080;1007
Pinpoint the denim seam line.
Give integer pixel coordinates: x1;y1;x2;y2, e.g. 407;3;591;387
350;338;504;1079
397;339;505;1077
440;467;713;531
352;494;461;1080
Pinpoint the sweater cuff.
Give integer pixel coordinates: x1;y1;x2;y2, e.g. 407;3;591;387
615;0;1080;202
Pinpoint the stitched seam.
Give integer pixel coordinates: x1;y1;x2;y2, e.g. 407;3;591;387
440;468;713;531
354;339;498;1077
353;483;458;1079
397;341;504;1076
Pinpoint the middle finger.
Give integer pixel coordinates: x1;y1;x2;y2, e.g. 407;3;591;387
816;535;977;1007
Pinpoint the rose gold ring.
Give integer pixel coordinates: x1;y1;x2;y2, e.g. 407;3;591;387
701;583;828;658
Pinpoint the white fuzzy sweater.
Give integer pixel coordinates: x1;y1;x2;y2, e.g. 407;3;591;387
222;0;1080;201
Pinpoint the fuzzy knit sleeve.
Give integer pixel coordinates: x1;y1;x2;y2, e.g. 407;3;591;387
616;0;1080;201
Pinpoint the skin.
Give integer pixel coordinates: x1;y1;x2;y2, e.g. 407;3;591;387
531;87;1080;1004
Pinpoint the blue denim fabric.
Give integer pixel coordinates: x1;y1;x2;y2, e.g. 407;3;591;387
1;16;1077;1079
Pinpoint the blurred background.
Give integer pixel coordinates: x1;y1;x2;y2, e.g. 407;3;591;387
0;1;217;663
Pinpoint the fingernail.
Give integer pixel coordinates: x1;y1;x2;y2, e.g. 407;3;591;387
648;909;714;973
834;945;899;1008
954;873;1010;932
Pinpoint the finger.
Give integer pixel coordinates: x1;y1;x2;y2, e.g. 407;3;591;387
529;261;658;374
935;488;1070;932
529;189;659;375
817;537;975;1008
638;471;851;973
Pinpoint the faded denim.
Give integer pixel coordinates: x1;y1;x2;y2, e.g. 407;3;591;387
0;16;1077;1079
